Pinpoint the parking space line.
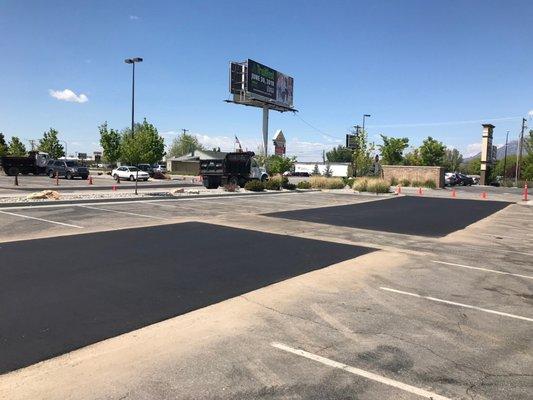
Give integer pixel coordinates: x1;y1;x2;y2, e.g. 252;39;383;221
77;205;167;220
0;210;83;229
271;342;451;400
380;287;533;322
431;260;533;280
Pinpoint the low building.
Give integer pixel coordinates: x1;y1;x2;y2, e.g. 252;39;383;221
166;150;227;175
294;162;353;177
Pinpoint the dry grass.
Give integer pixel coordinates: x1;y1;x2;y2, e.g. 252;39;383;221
309;176;345;189
353;177;390;193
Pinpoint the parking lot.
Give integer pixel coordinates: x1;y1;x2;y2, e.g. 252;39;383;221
0;191;531;399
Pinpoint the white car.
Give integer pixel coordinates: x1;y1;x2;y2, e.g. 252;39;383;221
112;166;150;181
152;163;167;173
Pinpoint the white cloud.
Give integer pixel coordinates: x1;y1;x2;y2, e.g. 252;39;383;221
49;89;88;103
465;143;482;157
129;15;139;20
528;110;533;118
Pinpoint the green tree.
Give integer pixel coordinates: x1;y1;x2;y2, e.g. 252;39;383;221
39;128;65;159
378;135;409;165
120;119;166;165
442;148;463;171
522;130;533;180
167;132;205;158
312;163;320;175
351;128;375;176
0;132;8;156
462;157;481;175
267;155;296;175
419;136;446;166
99;122;122;165
326;145;352;162
323;163;332;177
8;136;27;156
403;147;422;166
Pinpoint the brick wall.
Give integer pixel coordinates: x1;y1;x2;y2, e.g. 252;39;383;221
382;165;445;188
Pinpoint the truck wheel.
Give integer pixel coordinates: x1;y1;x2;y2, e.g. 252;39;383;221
48;170;55;178
66;172;73;180
113;174;119;181
7;167;19;176
261;174;268;182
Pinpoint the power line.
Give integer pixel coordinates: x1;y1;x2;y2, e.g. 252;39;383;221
293;113;339;140
367;116;523;129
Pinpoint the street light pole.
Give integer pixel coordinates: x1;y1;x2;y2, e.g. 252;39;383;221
503;130;509;185
125;57;143;195
362;114;371;135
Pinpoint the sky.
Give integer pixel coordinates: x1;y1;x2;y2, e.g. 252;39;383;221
0;0;531;161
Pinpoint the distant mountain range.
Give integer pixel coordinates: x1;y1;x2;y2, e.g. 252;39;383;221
463;140;519;162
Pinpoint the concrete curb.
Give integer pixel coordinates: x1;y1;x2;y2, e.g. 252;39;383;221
0;189;319;209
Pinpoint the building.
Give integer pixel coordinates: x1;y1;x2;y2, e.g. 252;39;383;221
166;149;227;175
294;162;352;177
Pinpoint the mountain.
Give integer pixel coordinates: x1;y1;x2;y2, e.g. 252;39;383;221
463;140;519;162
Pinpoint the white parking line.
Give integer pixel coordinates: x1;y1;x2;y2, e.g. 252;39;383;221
380;287;533;322
77;205;167;220
431;260;533;279
0;210;83;228
271;342;451;400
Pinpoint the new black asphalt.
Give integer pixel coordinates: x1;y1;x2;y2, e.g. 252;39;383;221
265;196;510;237
0;222;371;374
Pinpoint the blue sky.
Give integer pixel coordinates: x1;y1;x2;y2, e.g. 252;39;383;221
0;0;531;160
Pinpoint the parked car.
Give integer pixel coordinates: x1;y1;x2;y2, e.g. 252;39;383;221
137;163;154;176
455;173;474;186
444;172;458;186
47;160;89;180
112;166;150;181
152;163;167;173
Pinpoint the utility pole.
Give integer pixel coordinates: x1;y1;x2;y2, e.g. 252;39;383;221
515;118;527;185
28;139;37;151
503;130;509;185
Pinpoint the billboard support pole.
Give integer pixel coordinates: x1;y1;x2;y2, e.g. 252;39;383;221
262;105;269;159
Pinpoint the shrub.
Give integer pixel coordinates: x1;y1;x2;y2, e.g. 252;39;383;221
390;177;398;186
367;179;390;193
265;179;282;190
422;179;436;189
244;180;264;192
400;178;410;187
284;183;297;190
411;180;422;187
297;181;311;189
223;183;238;192
343;177;355;187
353;178;368;192
309;176;329;188
326;178;345;189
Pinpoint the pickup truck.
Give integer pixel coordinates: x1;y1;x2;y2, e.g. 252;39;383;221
0;151;50;176
200;151;268;189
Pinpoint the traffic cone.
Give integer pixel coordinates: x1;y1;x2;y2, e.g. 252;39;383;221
481;192;487;199
524;183;529;202
88;176;93;185
451;188;456;198
397;185;401;194
112;185;116;192
418;187;423;195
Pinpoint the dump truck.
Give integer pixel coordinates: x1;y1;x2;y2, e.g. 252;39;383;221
0;151;50;176
199;151;268;189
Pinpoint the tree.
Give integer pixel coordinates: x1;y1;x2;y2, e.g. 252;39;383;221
0;132;8;156
99;122;122;165
120;119;166;165
419;136;446;166
462;157;480;175
167;132;205;158
521;130;533;180
39;128;65;159
8;136;27;156
378;135;409;165
351;128;374;176
403;148;422;166
312;163;320;175
326;145;353;162
266;155;296;174
323;163;332;177
442;148;463;171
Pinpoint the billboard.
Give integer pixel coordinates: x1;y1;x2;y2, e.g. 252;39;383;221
230;59;294;109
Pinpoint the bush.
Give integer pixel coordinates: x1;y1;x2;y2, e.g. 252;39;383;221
244;180;264;192
400;178;410;187
297;181;311;189
367;179;390;193
343;177;355;187
422;179;436;189
353;178;368;192
309;176;329;188
390;177;398;186
411;180;422;187
326;178;345;189
284;183;297;190
264;179;282;190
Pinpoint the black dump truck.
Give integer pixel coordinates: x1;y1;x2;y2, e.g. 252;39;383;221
0;151;50;176
200;151;268;189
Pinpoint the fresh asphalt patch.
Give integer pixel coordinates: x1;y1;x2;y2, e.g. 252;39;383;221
0;222;372;374
264;196;510;237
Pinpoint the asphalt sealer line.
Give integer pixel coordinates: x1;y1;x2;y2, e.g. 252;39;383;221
432;260;533;280
272;342;451;400
0;210;83;229
380;287;533;322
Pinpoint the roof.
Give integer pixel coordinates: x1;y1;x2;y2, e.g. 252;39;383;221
273;129;286;143
168;150;228;161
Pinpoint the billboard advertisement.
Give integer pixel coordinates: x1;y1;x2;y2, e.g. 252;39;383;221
246;59;293;108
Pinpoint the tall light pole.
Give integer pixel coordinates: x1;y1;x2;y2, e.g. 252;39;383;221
125;57;143;194
502;130;509;185
362;114;371;135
